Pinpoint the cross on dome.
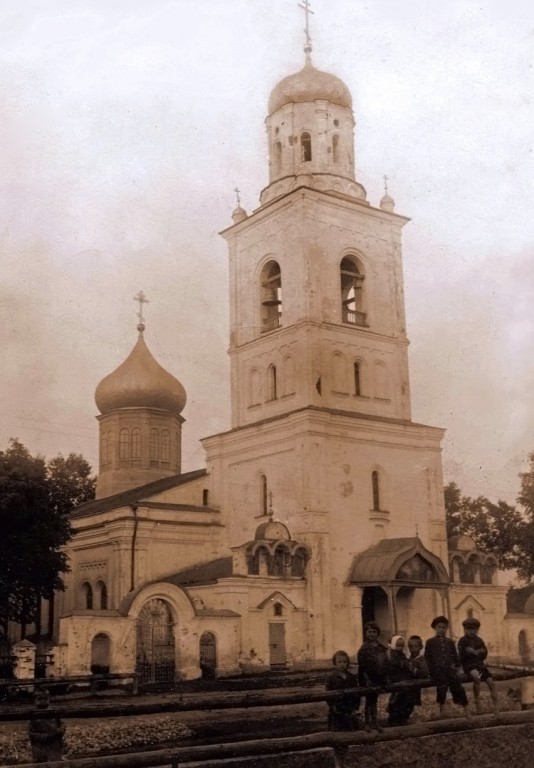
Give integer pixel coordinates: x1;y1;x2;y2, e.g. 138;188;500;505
298;0;314;62
133;290;150;332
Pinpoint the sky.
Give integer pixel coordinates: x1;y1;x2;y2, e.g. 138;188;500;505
1;0;534;504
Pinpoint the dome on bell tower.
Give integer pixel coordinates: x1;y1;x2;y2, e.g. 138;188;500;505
95;325;186;415
268;61;352;115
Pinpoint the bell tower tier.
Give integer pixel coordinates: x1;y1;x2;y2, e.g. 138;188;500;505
221;187;411;429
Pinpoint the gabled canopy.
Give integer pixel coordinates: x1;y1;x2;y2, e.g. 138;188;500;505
349;537;449;587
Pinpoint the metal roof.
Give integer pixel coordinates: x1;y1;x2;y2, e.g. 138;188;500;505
349;537;450;587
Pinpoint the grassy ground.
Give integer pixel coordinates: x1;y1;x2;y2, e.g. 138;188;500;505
0;678;522;765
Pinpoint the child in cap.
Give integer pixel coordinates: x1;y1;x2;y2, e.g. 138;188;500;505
357;622;388;732
458;617;499;715
424;615;470;718
325;650;361;730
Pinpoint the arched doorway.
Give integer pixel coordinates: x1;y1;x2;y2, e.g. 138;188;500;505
136;599;176;684
91;633;111;674
199;632;217;678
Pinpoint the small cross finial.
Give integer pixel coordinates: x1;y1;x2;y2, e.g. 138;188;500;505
133;290;150;331
268;491;274;518
383;174;389;195
415;522;419;537
234;186;241;207
298;0;314;62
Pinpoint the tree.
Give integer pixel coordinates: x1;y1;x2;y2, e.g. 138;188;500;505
444;481;527;573
0;439;96;635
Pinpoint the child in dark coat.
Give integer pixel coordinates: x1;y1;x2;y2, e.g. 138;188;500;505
424;615;470;718
458;617;499;714
386;635;413;726
357;621;388;731
407;635;430;709
325;650;361;730
28;687;65;763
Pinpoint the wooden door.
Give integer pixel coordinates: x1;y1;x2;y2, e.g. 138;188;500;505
268;622;287;666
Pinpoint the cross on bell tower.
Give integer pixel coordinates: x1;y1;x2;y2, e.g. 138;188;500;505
298;0;314;62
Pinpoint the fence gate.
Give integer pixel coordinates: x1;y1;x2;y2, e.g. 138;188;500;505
199;632;216;678
136;599;176;684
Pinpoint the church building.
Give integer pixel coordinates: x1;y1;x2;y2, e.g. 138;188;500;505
54;26;509;681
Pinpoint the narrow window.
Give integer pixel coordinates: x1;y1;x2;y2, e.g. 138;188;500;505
354;362;361;396
99;582;108;610
260;474;268;516
203;489;209;506
332;134;340;163
268;365;277;400
106;431;113;464
301;131;312;162
161;430;170;461
274;603;283;616
150;428;159;460
340;256;365;326
119;428;129;459
131;428;141;459
261;260;282;332
83;582;93;610
274;140;282;174
100;433;108;465
372;471;380;511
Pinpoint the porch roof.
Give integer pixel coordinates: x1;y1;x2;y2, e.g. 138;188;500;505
349;537;450;587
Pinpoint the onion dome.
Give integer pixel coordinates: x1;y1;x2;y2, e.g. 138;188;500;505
95;325;186;415
268;62;352;115
232;205;248;224
379;193;395;213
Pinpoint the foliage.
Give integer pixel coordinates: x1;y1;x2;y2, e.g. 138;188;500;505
0;439;96;633
444;481;527;573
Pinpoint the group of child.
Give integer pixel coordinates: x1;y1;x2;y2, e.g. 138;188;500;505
326;615;499;732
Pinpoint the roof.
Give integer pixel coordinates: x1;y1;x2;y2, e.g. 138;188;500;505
118;556;233;616
71;468;207;518
349;537;450;586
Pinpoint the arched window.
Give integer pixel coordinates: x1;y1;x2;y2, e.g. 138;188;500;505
91;633;111;674
372;471;381;511
261;260;282;332
82;582;93;610
96;581;108;610
150;429;159;460
274;603;283;616
340;256;366;326
260;474;268;516
274;140;282;174
292;548;308;577
161;430;170;461
267;365;277;400
300;131;312;162
249;368;261;405
282;355;295;396
119;429;129;459
332;134;340;163
273;546;291;577
101;433;109;465
374;361;388;399
332;351;348;393
354;362;362;396
131;428;141;459
106;431;113;464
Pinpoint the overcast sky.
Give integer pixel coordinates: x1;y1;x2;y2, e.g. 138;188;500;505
1;0;533;504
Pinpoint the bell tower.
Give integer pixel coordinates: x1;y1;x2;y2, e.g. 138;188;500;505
204;10;448;659
221;42;411;430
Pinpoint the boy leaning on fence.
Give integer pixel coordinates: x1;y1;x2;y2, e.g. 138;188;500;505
28;686;65;763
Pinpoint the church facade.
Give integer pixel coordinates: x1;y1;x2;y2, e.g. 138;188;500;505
54;48;511;681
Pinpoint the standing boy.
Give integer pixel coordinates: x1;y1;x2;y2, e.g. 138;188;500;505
424;615;470;719
357;621;388;731
458;617;499;714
